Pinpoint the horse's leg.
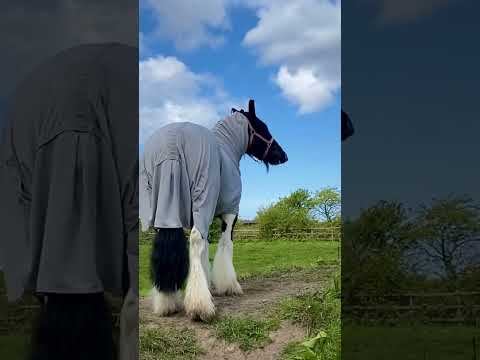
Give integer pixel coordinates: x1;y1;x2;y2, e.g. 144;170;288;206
184;226;215;320
150;228;188;316
212;214;243;295
201;238;211;288
151;287;183;315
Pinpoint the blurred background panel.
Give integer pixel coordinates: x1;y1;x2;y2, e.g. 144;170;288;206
0;2;138;359
342;1;480;358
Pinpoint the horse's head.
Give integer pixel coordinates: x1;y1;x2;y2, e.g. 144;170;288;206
232;100;288;168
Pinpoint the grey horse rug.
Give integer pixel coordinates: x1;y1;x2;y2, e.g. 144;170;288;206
140;111;250;239
0;43;139;301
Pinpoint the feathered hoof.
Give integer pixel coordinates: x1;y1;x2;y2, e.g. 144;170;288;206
151;288;183;316
184;294;215;321
213;280;243;296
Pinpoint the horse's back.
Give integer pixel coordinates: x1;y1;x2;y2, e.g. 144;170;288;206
144;122;218;171
141;122;220;239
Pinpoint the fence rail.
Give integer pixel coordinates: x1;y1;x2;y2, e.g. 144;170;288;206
234;226;340;241
344;291;480;325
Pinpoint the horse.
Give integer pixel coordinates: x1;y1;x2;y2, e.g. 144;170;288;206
140;99;288;320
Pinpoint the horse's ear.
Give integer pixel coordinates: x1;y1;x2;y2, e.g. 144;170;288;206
248;99;256;117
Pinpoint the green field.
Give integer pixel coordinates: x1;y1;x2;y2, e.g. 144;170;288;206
343;324;480;359
0;273;30;360
0;335;29;360
139;239;339;296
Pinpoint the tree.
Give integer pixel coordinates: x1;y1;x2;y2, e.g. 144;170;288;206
311;187;341;222
414;196;480;281
256;189;316;239
342;201;414;299
280;188;313;212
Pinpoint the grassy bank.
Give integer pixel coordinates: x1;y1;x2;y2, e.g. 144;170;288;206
279;273;341;360
139;239;339;295
342;324;480;359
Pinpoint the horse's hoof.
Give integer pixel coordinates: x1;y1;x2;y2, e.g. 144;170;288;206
151;288;183;316
185;306;215;321
184;297;215;321
213;280;243;296
184;292;215;321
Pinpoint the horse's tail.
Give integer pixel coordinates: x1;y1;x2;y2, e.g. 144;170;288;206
30;293;115;360
150;228;189;292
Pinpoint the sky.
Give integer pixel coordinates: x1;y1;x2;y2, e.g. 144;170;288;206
341;0;480;274
342;0;480;219
139;0;341;219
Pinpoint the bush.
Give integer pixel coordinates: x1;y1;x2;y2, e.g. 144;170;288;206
208;217;222;243
256;189;318;239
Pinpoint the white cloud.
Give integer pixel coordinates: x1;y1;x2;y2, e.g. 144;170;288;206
139;55;238;143
143;0;231;50
275;66;338;114
140;0;340;114
243;0;341;113
377;0;451;25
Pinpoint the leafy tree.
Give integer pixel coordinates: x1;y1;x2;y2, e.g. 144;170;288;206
311;187;341;222
413;196;480;281
342;201;414;300
256;189;316;239
458;264;480;291
280;188;313;212
347;200;413;257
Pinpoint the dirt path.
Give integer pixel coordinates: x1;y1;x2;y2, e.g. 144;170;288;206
140;266;336;359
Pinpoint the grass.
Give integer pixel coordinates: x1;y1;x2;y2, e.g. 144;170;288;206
208;270;341;358
0;335;30;360
214;316;280;351
139;236;339;358
278;272;341;360
140;327;203;360
342;324;480;360
0;273;33;360
140;239;338;295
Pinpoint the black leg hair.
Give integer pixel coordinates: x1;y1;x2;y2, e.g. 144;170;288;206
230;215;238;242
30;293;115;360
221;215;238;240
150;228;189;292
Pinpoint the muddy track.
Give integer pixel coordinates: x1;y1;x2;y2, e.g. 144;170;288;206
140;265;337;359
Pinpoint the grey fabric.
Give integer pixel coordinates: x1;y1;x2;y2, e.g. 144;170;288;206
140;112;250;239
213;111;249;216
140;122;221;240
0;43;138;301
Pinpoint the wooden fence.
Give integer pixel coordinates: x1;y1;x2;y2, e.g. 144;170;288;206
344;291;480;325
234;226;340;241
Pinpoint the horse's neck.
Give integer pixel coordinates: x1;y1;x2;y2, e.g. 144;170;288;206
213;114;249;166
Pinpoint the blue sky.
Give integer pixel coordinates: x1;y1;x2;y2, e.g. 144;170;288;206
140;0;341;219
